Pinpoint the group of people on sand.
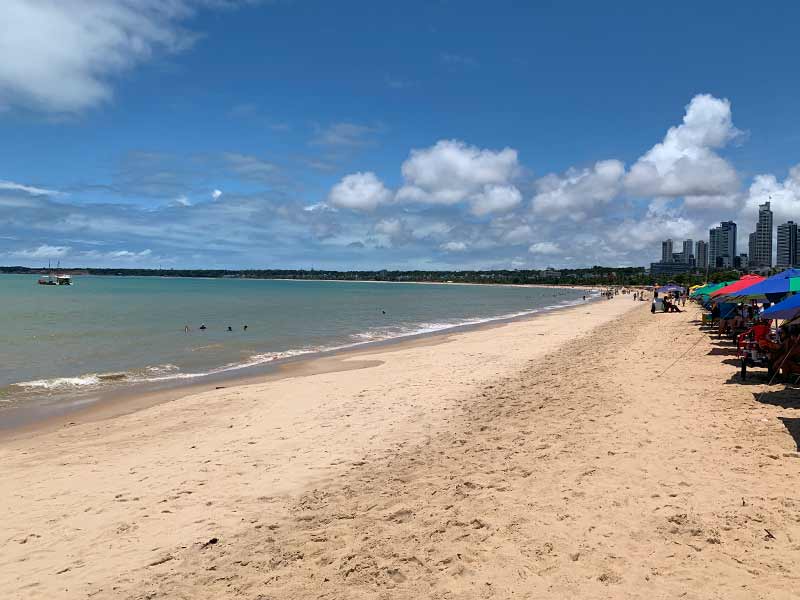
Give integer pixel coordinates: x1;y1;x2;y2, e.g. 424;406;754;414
713;302;765;336
649;290;686;313
700;296;800;380
588;287;652;302
184;324;248;333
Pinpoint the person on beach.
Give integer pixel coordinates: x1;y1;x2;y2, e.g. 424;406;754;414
243;325;248;331
199;323;207;330
227;326;233;332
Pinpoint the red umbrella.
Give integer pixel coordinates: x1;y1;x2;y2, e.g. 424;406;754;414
710;274;765;298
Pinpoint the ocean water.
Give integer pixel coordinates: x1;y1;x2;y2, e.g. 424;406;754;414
0;275;588;416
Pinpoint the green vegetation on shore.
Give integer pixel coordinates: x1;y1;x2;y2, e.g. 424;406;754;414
1;265;745;286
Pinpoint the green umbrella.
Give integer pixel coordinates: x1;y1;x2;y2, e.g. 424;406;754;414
690;282;727;298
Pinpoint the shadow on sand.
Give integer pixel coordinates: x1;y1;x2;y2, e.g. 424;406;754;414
708;347;737;356
778;417;800;451
753;387;800;410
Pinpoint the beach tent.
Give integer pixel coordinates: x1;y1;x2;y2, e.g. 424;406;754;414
657;284;686;294
710;274;765;299
761;293;800;321
725;268;800;302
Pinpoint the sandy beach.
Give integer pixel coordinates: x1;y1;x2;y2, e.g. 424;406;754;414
3;296;800;599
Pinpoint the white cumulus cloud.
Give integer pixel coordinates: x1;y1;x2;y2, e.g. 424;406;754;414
0;0;202;113
396;139;519;208
12;244;71;259
532;159;624;220
740;164;800;227
328;172;391;211
440;241;467;252
624;94;740;198
528;241;561;255
469;184;522;216
501;224;532;244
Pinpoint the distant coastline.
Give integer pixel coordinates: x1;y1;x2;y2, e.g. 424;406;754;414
0;265;643;286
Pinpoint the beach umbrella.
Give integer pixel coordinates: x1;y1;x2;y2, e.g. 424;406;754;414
761;293;800;321
725;268;800;302
691;282;726;298
709;274;765;298
657;284;686;294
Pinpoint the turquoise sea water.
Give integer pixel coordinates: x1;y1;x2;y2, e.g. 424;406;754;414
0;275;587;416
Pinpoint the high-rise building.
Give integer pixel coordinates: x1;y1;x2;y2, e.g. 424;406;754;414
709;221;737;268
751;201;773;268
661;239;673;263
749;232;757;265
777;221;798;268
695;240;708;270
682;239;693;264
709;228;720;268
721;221;737;263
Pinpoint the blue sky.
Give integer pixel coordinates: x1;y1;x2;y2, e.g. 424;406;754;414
1;1;800;269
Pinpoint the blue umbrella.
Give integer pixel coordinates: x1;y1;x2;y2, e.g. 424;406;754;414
761;293;800;321
726;268;800;302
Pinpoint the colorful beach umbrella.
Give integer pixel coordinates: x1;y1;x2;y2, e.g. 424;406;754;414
709;274;765;298
761;293;800;321
691;282;728;298
725;268;800;301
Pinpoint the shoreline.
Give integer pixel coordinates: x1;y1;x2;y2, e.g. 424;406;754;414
0;289;607;439
0;293;640;599
3;270;603;289
0;291;614;441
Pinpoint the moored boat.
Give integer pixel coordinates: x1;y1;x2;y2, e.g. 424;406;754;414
37;262;72;286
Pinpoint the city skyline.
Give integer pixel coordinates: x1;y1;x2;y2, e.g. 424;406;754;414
655;199;800;273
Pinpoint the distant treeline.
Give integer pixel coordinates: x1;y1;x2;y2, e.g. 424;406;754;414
0;265;742;287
